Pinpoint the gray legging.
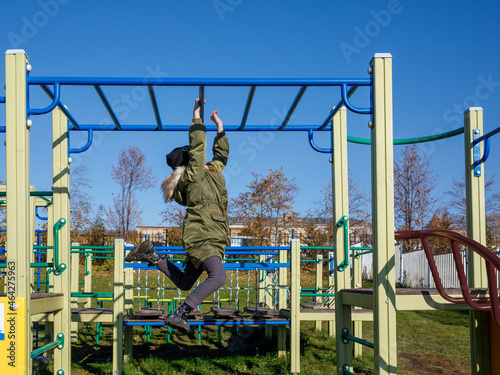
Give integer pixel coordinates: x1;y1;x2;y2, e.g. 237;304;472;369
156;256;227;309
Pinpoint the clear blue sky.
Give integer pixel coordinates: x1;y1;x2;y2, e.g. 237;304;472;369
1;1;499;228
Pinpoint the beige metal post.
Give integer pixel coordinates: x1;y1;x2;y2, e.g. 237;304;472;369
352;246;363;358
5;49;32;372
277;247;288;357
327;251;335;337
333;107;353;373
370;53;396;375
290;239;301;374
71;242;80;341
52;107;72;373
30;188;36;293
124;252;134;361
113;239;125;374
315;254;323;331
84;249;93;308
464;107;490;375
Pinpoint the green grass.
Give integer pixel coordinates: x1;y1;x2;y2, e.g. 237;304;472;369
16;263;472;374
31;309;470;374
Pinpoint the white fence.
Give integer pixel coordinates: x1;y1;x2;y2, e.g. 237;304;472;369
359;245;485;288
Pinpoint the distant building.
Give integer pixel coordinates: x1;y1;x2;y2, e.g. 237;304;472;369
136;226;168;244
136;214;354;247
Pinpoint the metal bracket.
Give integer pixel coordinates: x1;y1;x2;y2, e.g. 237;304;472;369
473;129;483;177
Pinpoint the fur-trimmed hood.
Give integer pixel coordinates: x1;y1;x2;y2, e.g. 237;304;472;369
161;166;186;203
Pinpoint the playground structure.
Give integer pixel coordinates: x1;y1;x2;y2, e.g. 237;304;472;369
1;49;500;374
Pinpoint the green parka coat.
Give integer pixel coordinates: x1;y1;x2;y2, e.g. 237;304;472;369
172;119;229;269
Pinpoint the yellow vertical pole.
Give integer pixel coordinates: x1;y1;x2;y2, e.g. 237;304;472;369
333;107;353;374
5;49;32;373
290;239;301;374
464;107;490;375
371;53;396;375
52;107;71;373
113;239;125;374
315;254;323;331
277;247;288;357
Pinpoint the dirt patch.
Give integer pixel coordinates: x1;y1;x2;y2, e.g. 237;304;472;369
399;352;468;375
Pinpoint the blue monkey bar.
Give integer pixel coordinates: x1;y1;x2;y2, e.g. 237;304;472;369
24;75;372;132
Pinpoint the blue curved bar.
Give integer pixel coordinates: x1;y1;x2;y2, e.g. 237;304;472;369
69;129;93;154
28;76;372;87
474;137;490;168
341;84;372;115
473;125;500;169
28;83;60;115
35;207;48;221
0;96;5;103
41;85;80;129
308;129;332;154
319;86;358;130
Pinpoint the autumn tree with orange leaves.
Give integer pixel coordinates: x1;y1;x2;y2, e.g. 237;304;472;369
230;167;300;246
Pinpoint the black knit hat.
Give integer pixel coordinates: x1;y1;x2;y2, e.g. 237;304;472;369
166;146;190;170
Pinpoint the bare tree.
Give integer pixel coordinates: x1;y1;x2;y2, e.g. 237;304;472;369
160;205;186;246
106;146;157;242
231;167;300;246
394;145;437;251
445;176;500;249
444;176;500;232
70;164;93;243
488;212;500;250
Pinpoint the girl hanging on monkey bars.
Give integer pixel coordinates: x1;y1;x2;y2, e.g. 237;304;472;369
126;98;229;333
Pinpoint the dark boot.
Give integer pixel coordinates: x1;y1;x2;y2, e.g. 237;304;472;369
125;240;162;266
163;303;192;333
